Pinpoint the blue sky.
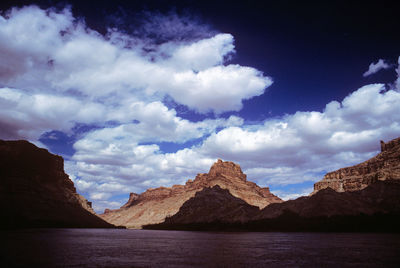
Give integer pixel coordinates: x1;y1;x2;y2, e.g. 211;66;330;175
1;1;400;212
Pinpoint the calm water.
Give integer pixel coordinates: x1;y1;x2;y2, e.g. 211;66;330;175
1;229;400;267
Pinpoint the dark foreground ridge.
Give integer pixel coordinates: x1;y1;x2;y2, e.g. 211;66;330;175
145;136;400;232
0;140;116;228
144;180;400;232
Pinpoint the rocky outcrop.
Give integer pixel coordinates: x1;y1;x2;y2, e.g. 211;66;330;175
100;159;282;228
313;137;400;193
120;193;140;209
0;140;115;228
146;180;400;232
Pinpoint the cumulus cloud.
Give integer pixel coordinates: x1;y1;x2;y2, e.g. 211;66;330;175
0;5;266;210
68;84;400;212
168;33;235;71
1;5;400;213
0;5;272;118
0;87;106;139
200;84;400;180
363;59;391;77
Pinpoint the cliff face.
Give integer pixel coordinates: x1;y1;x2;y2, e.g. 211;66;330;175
0;140;114;228
100;159;282;228
313;137;400;193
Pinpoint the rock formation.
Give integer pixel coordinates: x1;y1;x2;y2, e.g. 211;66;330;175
161;185;260;225
0;140;115;228
145;137;400;232
100;159;282;228
120;192;140;208
256;180;400;220
146;180;400;232
313;137;400;193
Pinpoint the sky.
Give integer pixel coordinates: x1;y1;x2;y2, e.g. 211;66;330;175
1;0;400;212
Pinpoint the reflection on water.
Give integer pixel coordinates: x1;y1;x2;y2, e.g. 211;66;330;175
1;229;400;267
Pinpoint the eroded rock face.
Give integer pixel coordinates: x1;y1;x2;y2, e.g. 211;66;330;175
0;140;114;228
100;159;282;228
313;137;400;194
120;193;140;208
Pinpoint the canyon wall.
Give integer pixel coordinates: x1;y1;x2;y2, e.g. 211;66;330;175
0;140;115;228
313;137;400;193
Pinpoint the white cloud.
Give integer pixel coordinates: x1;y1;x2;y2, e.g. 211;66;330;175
162;65;272;113
1;5;400;213
92;200;124;213
272;187;314;201
0;5;272;118
169;33;235;71
200;84;400;172
67;84;400;212
363;59;391;77
0;87;106;139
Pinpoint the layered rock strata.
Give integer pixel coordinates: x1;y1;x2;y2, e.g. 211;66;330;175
0;140;115;228
313;137;400;193
100;159;282;228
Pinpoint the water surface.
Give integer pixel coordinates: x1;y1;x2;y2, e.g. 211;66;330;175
1;229;400;267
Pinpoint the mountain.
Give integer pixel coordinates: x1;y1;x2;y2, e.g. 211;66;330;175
313;137;400;193
145;137;400;232
100;159;282;228
0;140;115;228
143;185;259;231
163;185;259;224
252;179;400;220
146;180;400;232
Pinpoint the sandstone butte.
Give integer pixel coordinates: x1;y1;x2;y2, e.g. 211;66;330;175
313;137;400;194
0;140;114;228
100;159;282;228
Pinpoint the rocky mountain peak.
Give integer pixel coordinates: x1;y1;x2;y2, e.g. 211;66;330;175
380;137;400;152
121;192;140;208
208;159;247;181
100;158;281;228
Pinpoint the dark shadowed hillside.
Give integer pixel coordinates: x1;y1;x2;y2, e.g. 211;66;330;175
145;180;400;232
0;140;115;228
145;137;400;232
163;185;259;224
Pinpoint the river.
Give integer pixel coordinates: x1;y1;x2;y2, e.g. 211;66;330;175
1;229;400;267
